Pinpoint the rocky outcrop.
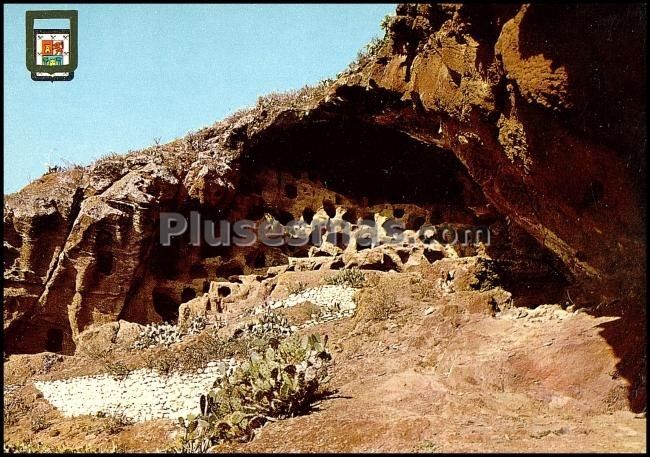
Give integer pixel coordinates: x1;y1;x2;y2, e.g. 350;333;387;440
3;3;645;410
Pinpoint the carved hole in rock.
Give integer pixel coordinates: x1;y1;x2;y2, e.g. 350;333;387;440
150;244;181;280
246;203;265;221
96;251;114;276
410;216;426;230
429;208;443;224
152;289;180;323
28;211;66;276
323;199;336;218
202;280;210;293
181;287;196;303
302;207;315;223
360;253;398;272
396;250;410;264
423;248;444;264
284;183;298;199
246;250;267;270
45;328;63;353
276;210;294;225
393;208;405;218
190;263;208;278
218;286;231;297
215;260;244;280
342;208;357;224
286;245;310;258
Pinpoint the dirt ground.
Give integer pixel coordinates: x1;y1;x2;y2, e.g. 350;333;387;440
3;272;646;452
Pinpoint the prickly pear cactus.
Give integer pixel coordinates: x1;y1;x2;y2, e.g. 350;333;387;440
181;333;332;445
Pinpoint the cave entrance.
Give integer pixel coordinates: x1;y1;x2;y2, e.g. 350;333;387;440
181;287;197;303
241;118;471;207
45;328;63;353
152;289;180;323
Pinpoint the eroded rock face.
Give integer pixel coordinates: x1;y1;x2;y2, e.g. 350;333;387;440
3;3;645;409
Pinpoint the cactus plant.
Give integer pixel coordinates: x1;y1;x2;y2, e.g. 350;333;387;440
181;333;332;446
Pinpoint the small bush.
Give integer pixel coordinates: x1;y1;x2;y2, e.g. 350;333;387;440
324;268;366;288
338;35;386;77
220;78;334;128
41;353;62;373
131;322;182;350
141;313;292;375
81;344;131;379
380;14;393;33
100;412;133;435
105;360;131;379
354;278;399;322
287;281;308;295
141;349;180;375
29;411;50;433
411;276;437;300
3;395;29;426
279;301;321;326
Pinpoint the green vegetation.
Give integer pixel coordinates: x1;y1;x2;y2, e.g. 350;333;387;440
324;268;366;288
173;334;331;450
287;281;308;295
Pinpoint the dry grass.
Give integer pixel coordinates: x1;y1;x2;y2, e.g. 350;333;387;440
220;79;334;128
410;275;437;300
29;409;51;433
79;344;133;379
287;281;308;295
323;268;366;288
133;326;283;375
353;276;399;324
3;395;29;427
338;36;386;77
99;412;134;435
279;301;322;326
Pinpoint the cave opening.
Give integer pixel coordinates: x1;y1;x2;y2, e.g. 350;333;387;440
218;286;231;297
152;289;180;323
284;183;298;199
97;251;114;275
233;114;574;309
45;328;63;353
241;118;468;207
215;260;244;280
302;207;315;223
181;287;197;303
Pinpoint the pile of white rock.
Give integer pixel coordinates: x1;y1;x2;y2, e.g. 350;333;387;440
34;359;238;422
253;285;357;327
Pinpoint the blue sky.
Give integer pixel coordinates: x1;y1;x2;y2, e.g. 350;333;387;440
3;4;395;194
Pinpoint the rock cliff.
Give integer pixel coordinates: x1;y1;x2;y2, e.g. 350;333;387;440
4;3;646;411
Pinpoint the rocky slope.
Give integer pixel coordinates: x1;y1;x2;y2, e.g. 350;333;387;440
3;1;646;425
